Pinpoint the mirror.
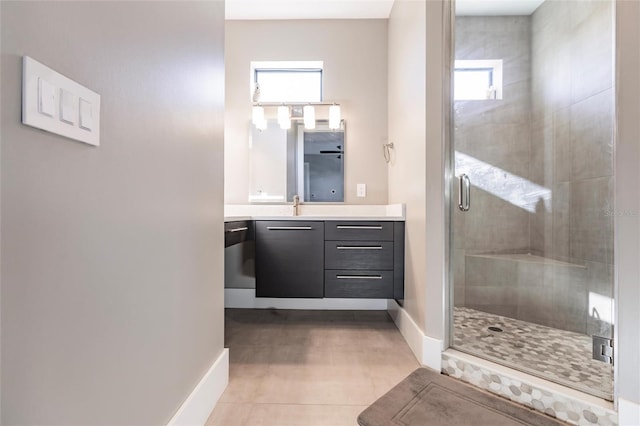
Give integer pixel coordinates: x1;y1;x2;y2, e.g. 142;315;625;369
249;119;345;203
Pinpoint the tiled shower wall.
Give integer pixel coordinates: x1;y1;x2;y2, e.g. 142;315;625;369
454;2;614;337
453;16;532;308
528;0;614;337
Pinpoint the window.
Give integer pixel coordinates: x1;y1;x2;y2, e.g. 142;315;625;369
251;61;323;103
454;59;503;100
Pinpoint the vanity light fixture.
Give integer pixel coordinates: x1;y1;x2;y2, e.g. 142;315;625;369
278;105;291;130
251;102;341;130
252;105;264;126
303;105;316;129
329;104;341;130
256;118;268;130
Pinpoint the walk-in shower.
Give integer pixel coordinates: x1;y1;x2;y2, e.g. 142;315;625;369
450;0;614;400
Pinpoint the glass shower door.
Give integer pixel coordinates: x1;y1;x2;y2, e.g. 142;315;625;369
450;0;614;400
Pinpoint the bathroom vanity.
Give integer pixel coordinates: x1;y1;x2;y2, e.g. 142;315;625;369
255;220;404;299
224;211;405;300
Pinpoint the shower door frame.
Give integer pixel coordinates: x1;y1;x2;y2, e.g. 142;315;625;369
444;0;619;405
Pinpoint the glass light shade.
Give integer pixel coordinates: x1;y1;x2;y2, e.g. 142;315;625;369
256;118;268;130
279;119;291;130
278;105;291;129
252;105;264;125
329;104;341;129
303;105;315;129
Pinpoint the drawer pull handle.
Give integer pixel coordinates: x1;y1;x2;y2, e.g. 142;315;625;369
267;226;313;230
336;225;383;230
336;246;382;250
336;275;383;280
228;227;248;233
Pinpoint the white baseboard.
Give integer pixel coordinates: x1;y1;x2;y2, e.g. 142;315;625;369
422;334;444;371
387;300;443;370
224;288;388;310
167;348;229;426
619;398;640;426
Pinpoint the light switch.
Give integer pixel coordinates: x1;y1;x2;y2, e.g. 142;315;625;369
59;89;76;124
357;183;367;198
38;78;55;117
22;56;101;146
79;98;92;131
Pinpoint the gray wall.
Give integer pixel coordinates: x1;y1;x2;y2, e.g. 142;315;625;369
225;19;388;205
1;2;225;424
387;0;428;334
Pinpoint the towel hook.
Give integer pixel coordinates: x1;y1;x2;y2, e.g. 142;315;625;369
383;142;395;163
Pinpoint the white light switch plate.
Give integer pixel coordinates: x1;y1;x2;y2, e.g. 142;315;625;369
59;89;76;124
357;183;366;198
38;78;55;117
22;56;100;146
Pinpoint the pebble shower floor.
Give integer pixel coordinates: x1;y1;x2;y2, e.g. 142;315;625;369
452;307;613;399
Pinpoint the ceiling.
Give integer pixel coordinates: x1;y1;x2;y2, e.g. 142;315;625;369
225;0;545;20
225;0;395;20
456;0;545;16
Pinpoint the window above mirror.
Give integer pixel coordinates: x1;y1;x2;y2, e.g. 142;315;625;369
251;61;323;103
250;60;341;132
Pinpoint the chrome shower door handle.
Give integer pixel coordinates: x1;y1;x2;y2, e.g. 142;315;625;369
458;174;471;212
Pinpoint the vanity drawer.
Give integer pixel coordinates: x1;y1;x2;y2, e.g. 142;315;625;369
324;241;393;270
224;220;254;247
325;221;394;241
324;270;394;298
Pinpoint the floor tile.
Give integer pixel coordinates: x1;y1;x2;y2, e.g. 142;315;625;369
245;403;365;426
205;402;254;426
217;308;419;416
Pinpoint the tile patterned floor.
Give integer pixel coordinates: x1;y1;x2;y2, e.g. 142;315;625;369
453;307;613;400
206;309;420;426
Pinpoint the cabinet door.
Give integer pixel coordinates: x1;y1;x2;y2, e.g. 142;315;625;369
255;221;325;298
224;220;254;248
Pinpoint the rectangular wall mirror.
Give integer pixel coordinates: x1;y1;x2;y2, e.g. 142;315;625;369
249;119;345;203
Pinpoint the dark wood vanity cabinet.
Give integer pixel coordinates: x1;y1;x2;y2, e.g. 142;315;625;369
255;221;325;298
254;220;404;299
324;221;404;299
224;220;254;248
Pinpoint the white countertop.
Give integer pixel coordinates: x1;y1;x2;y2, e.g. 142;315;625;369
225;215;404;222
224;203;405;223
224;216;252;222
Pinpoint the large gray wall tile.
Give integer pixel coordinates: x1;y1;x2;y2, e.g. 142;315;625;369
453;249;467;307
466;256;518;287
585;260;614;338
569;1;613;103
516;262;554;327
551;182;571;260
463;189;530;253
571;89;614;180
553;107;572;183
570;177;614;264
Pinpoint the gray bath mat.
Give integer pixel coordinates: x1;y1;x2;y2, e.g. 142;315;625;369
358;368;563;426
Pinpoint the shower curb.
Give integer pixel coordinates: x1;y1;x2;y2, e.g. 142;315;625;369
442;350;617;426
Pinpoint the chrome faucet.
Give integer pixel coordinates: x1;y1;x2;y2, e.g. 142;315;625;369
293;194;300;216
